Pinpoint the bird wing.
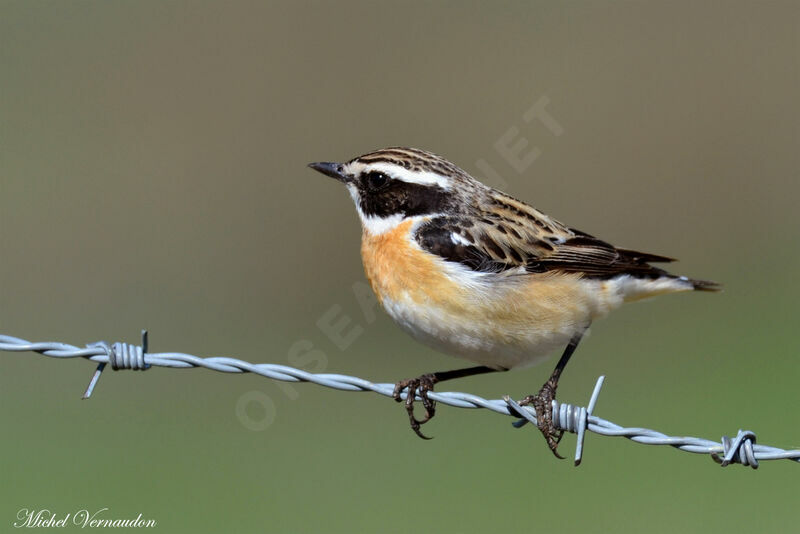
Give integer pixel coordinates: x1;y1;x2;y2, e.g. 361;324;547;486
414;192;676;280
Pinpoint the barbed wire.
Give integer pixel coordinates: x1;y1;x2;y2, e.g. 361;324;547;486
2;331;798;468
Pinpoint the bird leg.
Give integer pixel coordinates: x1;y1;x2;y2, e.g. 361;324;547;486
393;366;501;439
518;330;586;458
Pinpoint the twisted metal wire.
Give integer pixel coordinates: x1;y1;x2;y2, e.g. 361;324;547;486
2;332;798;468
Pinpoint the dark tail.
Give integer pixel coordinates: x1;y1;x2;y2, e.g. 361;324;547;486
616;247;721;292
688;278;722;292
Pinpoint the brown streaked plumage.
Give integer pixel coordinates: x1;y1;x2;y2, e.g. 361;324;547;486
309;147;719;455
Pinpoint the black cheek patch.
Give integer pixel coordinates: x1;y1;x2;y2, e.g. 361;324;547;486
358;181;452;218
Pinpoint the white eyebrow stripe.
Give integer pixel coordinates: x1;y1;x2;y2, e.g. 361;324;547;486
364;162;452;189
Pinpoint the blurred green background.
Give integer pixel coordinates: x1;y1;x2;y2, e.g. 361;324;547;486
1;1;798;532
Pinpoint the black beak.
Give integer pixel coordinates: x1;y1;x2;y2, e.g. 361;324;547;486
308;161;349;183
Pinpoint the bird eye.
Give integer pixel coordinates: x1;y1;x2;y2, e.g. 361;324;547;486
365;171;389;190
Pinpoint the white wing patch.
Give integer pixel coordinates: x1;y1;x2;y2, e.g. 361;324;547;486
450;232;472;246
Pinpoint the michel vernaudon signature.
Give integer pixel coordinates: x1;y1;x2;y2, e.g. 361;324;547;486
14;508;156;529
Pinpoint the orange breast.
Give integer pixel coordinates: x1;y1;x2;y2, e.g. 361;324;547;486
360;219;468;312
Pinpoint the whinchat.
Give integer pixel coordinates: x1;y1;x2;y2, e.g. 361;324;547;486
309;147;718;456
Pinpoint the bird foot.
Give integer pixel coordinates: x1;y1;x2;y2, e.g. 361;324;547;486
519;379;565;459
393;373;438;440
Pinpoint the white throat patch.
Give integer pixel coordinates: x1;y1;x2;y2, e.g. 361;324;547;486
360;213;406;235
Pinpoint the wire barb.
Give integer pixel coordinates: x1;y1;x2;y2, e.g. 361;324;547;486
503;376;604;466
1;332;798;468
81;331;150;399
712;430;759;469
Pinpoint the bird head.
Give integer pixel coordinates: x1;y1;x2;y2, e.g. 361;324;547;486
309;147;473;235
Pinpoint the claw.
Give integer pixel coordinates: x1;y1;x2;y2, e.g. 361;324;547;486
519;379;565;459
392;374;438;439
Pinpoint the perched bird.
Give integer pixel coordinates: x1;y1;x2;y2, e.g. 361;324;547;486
309;147;718;456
